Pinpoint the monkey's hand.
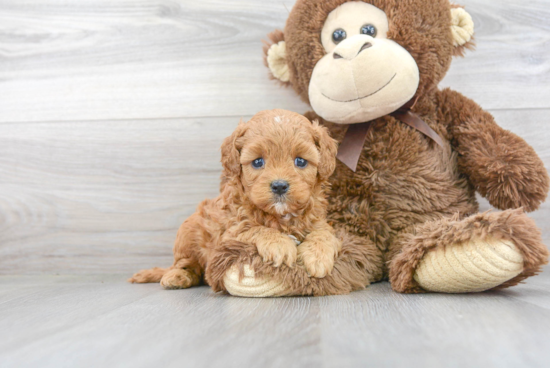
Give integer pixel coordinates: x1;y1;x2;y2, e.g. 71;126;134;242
438;88;549;212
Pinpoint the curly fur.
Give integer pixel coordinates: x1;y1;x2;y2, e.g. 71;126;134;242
129;109;343;291
133;0;549;295
238;0;550;294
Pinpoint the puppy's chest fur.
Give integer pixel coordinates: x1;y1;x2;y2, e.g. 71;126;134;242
247;212;312;243
324;117;477;246
218;199;316;244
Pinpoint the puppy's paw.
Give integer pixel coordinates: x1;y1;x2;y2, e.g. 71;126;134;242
128;267;167;284
256;235;297;268
160;269;199;290
297;240;338;278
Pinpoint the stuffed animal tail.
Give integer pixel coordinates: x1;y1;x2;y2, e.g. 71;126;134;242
128;267;168;283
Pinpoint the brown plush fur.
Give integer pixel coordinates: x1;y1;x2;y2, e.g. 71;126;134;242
207;228;383;295
129;109;343;290
204;0;549;295
389;209;548;293
272;0;458;106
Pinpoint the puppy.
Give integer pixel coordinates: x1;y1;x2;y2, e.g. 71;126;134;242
129;109;341;290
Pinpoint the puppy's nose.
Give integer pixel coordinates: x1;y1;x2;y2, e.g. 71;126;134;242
271;180;289;195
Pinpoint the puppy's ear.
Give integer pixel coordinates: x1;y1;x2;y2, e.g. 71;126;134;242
311;119;338;180
221;120;248;178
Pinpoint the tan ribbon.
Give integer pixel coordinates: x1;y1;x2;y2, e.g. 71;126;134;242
336;98;444;172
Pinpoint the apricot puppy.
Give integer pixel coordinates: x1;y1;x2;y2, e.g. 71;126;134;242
129;109;341;291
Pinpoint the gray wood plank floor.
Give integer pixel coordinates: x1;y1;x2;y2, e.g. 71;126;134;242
0;0;549;367
1;272;550;368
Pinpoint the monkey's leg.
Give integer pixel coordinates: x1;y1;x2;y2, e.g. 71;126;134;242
208;229;384;297
389;209;548;293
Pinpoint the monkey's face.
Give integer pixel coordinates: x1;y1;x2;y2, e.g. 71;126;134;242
264;0;475;125
309;2;419;124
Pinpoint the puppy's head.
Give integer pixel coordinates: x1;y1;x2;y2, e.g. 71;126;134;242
221;109;337;216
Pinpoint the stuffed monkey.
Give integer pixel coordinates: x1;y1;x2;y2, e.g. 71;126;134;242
209;0;549;296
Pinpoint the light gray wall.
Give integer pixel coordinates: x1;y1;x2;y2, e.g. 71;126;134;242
0;0;548;274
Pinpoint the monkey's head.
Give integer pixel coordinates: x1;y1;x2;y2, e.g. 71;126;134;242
264;0;474;124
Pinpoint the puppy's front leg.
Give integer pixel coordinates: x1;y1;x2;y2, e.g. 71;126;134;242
298;224;342;278
236;227;297;268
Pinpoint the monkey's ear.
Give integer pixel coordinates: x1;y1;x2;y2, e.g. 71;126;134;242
263;30;290;84
450;6;475;56
311;119;338;181
220;121;248;179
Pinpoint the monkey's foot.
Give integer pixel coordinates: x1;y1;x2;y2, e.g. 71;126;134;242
224;265;292;297
413;236;524;293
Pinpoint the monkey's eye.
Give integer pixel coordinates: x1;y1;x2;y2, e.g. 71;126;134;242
295;157;308;168
360;24;377;37
252;158;264;169
332;29;346;44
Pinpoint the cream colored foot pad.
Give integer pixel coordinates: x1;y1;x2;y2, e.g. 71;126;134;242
224;265;292;297
413;236;524;293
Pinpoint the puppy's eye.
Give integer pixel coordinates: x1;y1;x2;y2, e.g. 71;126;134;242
332;29;346;44
295;157;308;168
360;24;377;37
251;158;264;169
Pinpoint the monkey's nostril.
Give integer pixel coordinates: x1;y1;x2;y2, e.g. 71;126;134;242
271;180;289;195
358;42;372;54
333;52;343;59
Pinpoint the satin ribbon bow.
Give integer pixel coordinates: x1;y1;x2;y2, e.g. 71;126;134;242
336;97;444;172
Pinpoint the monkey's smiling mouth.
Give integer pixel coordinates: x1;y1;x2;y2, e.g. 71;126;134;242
321;73;397;103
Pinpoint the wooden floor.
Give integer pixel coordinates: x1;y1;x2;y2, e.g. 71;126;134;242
1;271;550;368
1;0;550;367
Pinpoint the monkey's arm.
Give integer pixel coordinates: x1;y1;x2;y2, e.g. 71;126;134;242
437;88;549;212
